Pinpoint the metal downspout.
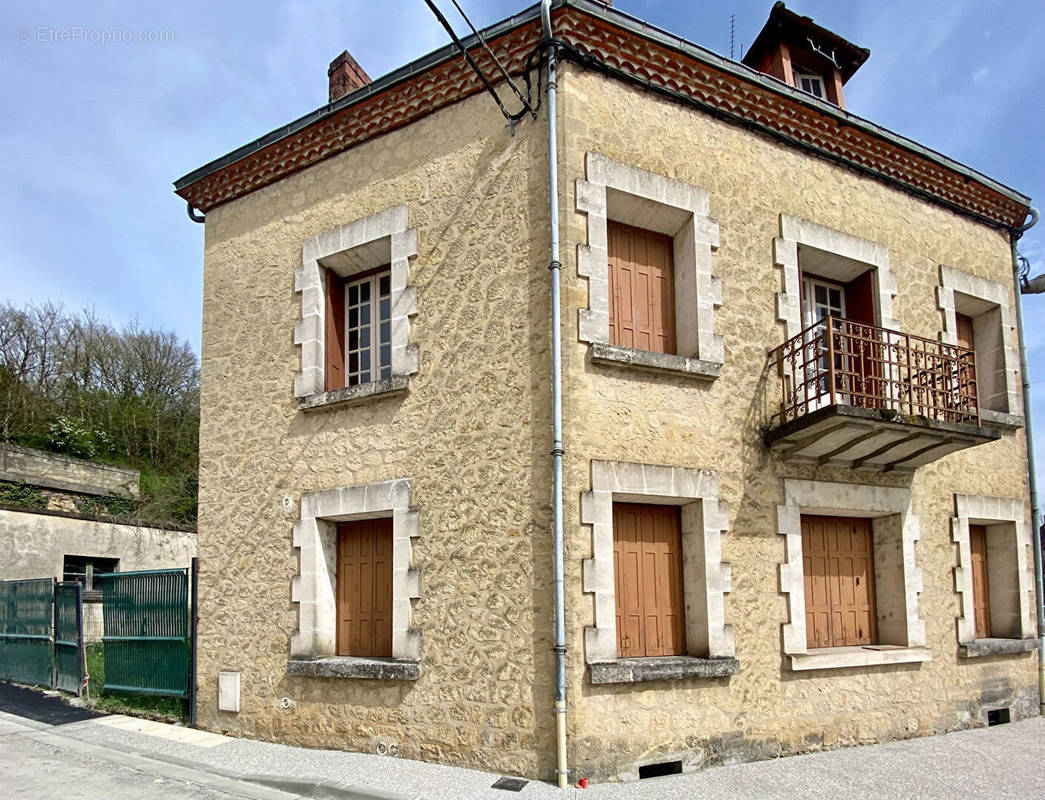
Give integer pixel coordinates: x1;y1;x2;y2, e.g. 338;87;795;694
541;0;568;789
1011;208;1044;712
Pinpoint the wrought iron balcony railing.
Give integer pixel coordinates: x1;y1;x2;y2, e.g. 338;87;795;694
768;316;979;428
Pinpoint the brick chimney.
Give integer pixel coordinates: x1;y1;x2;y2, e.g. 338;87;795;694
328;51;371;104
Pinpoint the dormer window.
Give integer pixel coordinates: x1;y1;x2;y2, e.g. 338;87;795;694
742;3;869;110
793;69;825;99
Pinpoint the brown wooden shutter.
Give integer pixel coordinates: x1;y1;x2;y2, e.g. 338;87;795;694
325;269;346;392
955;312;978;406
613;503;686;658
802;515;877;648
844;270;876;326
337;518;393;657
607;222;676;355
969;524;991;639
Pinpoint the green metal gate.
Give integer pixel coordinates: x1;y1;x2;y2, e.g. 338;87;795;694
54;582;85;695
0;578;54;686
96;569;190;698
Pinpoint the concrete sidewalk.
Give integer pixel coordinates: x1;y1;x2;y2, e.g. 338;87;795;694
1;685;1044;799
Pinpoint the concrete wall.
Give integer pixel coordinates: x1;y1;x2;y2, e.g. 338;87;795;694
192;62;1037;783
0;509;196;581
0;443;139;499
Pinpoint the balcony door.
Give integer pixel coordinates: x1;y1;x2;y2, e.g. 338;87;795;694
801;277;846;410
801;270;879;411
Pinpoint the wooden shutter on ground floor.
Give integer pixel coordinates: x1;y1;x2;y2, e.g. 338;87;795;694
325;269;346;392
337;518;393;657
613;503;686;658
607;221;676;355
802;515;877;648
969;524;991;639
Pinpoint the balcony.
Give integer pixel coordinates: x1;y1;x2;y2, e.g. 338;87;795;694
765;317;999;470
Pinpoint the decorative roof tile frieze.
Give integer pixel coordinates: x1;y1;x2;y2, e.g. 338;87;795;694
174;1;1029;229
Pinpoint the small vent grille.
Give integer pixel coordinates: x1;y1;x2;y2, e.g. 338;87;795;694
491;776;528;792
639;760;683;779
987;708;1011;726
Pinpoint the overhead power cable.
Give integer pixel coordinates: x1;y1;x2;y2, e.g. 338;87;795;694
423;0;534;124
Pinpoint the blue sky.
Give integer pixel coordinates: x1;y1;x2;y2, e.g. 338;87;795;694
3;1;1044;471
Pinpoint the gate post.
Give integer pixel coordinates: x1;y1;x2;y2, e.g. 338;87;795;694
50;577;57;690
189;557;199;726
74;581;85;697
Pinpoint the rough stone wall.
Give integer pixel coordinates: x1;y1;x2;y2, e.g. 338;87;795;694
0;508;196;580
0;443;139;499
195;90;555;778
195;59;1036;783
559;65;1037;781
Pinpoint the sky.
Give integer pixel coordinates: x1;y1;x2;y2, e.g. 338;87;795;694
2;0;1044;471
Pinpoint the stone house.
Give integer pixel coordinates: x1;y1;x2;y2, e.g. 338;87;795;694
174;0;1039;784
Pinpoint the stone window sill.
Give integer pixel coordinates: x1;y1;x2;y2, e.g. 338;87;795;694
589;655;739;685
298;375;409;411
789;645;931;672
979;409;1024;430
960;637;1039;658
286;657;419;681
589;342;721;381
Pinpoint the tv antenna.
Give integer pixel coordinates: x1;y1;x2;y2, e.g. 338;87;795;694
730;14;736;60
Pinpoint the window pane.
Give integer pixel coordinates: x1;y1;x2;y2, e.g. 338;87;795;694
360;350;370;372
349;329;358;350
380;298;390;321
360;326;370;349
380;364;392;380
380;321;390;345
361;304;370;325
348;308;358;328
380;344;391;368
348;284;358;304
349;352;358;373
360;281;370;302
379;274;390;296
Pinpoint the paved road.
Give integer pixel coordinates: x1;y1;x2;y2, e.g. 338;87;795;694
1;728;266;800
2;680;1044;799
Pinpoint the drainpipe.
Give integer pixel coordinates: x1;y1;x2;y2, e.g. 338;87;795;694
1010;207;1043;712
541;0;568;789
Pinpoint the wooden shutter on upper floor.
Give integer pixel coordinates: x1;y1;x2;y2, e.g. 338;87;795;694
325;269;346;392
613;503;686;658
607;222;677;355
969;524;991;639
955;312;979;406
337;518;393;658
802;515;877;648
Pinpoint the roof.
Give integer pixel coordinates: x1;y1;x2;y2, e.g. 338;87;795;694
742;2;870;83
173;0;1031;230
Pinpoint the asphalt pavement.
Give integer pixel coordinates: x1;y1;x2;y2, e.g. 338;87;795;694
1;681;1044;799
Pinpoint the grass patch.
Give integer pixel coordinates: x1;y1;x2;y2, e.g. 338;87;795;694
84;643;187;722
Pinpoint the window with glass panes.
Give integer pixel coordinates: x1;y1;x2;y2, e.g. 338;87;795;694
345;271;392;386
793;69;825;99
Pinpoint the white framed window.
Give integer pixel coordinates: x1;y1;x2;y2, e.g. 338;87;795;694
345;270;392;386
794;69;825;99
802;277;845;327
294;204;418;409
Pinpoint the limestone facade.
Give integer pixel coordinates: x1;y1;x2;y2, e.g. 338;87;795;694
191;55;1037;786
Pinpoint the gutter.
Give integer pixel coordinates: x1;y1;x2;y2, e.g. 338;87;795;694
541;1;569;788
1010;208;1045;712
